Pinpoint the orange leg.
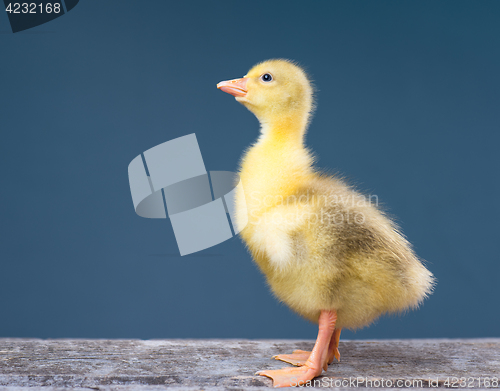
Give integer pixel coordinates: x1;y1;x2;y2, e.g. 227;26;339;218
257;310;337;387
327;328;341;363
274;328;342;367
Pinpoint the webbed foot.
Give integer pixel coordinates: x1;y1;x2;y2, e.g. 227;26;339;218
256;365;322;388
273;350;311;366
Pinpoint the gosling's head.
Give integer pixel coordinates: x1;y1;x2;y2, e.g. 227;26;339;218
217;59;314;131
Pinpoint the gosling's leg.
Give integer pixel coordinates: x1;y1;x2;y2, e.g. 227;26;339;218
257;310;337;388
327;328;341;363
274;328;342;366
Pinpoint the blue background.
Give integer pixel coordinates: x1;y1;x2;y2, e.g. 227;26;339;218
1;1;499;339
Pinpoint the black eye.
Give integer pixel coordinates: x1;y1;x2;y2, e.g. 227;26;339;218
261;73;273;82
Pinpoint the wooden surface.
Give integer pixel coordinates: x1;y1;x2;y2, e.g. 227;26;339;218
0;338;498;390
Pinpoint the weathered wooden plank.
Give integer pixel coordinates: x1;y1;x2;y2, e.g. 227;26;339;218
0;339;498;389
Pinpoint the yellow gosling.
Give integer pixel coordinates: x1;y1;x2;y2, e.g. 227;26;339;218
217;59;435;388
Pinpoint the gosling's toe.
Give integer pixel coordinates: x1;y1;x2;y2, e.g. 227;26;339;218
273;350;311;366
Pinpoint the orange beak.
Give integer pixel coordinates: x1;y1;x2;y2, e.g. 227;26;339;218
217;77;248;97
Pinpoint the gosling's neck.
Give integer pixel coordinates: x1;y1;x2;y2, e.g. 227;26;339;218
240;112;314;215
257;112;309;146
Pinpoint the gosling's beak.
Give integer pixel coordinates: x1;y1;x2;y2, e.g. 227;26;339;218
217;77;248;97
